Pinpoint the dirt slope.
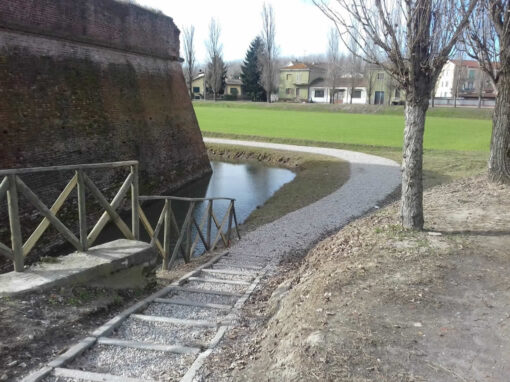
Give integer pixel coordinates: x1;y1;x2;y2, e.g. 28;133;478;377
200;175;510;382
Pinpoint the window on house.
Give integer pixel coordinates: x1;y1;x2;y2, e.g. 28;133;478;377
314;89;325;98
230;87;238;96
286;74;292;81
468;69;475;79
193;87;200;93
377;73;384;80
296;88;301;97
285;88;292;95
352;89;362;98
468;81;474;90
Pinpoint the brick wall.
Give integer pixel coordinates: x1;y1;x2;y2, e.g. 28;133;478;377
0;0;180;59
0;0;211;271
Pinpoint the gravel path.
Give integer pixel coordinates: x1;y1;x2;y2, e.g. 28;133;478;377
24;139;400;382
203;138;401;269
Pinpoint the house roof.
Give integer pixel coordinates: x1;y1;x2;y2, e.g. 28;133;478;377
450;59;480;68
192;72;205;81
281;63;309;70
226;78;243;85
310;76;368;88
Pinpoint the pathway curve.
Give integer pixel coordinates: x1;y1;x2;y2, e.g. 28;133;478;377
204;138;401;269
23;139;400;382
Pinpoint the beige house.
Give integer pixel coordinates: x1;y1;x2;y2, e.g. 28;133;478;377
279;63;313;101
191;72;206;99
225;78;243;98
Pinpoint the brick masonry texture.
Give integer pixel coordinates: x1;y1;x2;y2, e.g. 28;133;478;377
0;0;211;271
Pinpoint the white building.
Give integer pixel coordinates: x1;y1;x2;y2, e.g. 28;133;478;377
309;77;368;104
434;59;496;107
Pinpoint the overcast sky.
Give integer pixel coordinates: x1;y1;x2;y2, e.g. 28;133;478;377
135;0;335;64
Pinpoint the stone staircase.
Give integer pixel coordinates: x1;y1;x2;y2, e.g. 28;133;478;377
23;251;269;382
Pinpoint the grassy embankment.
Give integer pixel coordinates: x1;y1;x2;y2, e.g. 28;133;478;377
196;101;491;188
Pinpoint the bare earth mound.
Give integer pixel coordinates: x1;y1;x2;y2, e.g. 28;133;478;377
199;175;510;381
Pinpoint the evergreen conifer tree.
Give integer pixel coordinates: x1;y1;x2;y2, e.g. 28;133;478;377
241;37;266;101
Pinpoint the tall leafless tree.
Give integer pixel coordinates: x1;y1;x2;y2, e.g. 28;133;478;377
313;0;477;230
327;28;342;104
347;32;362;104
386;76;399;105
206;18;224;101
182;25;196;98
465;0;510;183
477;71;487;108
364;65;377;104
453;47;468;108
260;3;278;103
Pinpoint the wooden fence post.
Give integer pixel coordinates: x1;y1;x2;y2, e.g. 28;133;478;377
7;175;24;272
131;164;140;240
185;202;195;261
227;201;233;245
76;170;88;251
163;200;171;270
207;200;212;250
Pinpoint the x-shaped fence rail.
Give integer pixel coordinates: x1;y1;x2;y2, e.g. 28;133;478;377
0;161;239;272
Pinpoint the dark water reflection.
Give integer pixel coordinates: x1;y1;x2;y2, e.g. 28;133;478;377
98;161;295;255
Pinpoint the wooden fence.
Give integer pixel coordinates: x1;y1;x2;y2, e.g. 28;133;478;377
0;161;239;272
138;196;240;270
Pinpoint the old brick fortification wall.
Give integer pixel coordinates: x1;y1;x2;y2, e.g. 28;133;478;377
0;0;211;271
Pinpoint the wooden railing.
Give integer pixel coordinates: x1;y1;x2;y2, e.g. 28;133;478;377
137;196;240;270
0;161;140;272
0;161;240;272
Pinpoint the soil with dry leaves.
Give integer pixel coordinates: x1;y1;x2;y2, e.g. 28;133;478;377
199;175;510;382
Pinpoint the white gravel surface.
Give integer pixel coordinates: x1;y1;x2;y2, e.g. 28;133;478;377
111;317;216;345
68;345;194;381
183;281;247;294
144;303;230;321
197;271;254;281
164;290;238;305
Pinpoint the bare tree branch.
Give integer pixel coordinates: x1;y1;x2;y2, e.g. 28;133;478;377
182;25;195;98
260;2;278;103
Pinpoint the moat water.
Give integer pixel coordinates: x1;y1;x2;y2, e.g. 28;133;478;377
98;161;296;255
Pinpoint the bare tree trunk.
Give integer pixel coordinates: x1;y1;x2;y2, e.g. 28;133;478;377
401;99;428;230
488;75;510;183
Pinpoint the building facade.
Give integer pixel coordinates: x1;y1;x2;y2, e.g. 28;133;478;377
225;78;243;98
278;63;312;101
434;60;496;107
191;72;206;99
309;77;368;104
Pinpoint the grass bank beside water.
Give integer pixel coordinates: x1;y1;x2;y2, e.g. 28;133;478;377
205;135;488;190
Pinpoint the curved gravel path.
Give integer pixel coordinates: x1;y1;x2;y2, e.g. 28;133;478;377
204;138;401;267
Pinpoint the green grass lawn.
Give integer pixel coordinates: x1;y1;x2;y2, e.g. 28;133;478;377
195;101;492;188
195;103;491;152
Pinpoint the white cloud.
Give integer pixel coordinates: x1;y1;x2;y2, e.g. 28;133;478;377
135;0;335;63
